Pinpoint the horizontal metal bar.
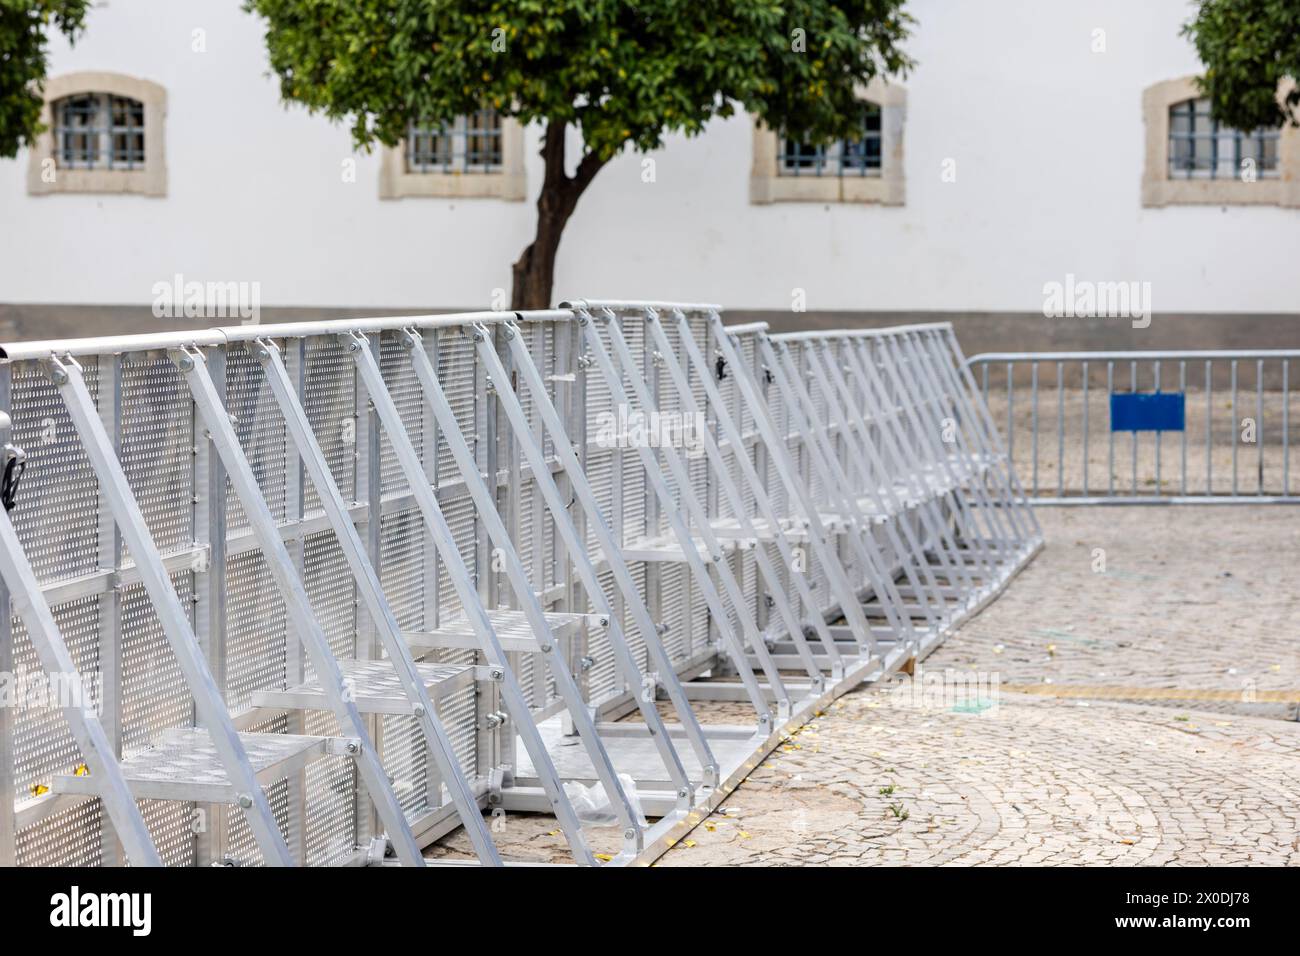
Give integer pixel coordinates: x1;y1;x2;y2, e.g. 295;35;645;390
0;310;576;360
560;299;722;313
769;321;956;342
1031;496;1300;506
968;349;1300;364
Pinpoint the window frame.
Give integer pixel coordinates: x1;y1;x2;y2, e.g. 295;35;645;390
751;78;905;205
27;72;167;197
1166;97;1280;181
380;110;525;200
1142;76;1299;208
778;102;884;179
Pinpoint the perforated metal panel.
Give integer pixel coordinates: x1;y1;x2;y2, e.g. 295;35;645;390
223;712;291;867
1;306;1038;868
135;798;197;867
17;800;102;866
120;576;194;754
302;710;356;867
434;333;477;486
8;358;100;583
380;508;428;630
120;354;193;555
380;334;426;497
224;549;288;712
435;496;478;623
225;344;289;532
584;567;623;701
302;337;357;514
301;530;357;661
11;594;100;796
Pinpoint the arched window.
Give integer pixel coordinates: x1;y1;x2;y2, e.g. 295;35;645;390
1167;97;1280;180
53;93;147;171
1142;77;1297;208
27;73;166;196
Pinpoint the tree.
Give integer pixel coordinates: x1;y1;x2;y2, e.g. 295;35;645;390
0;0;90;158
245;1;913;309
1184;0;1299;132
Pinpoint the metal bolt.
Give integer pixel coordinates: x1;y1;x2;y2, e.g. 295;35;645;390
345;741;360;755
540;643;553;654
412;703;426;717
489;667;504;681
624;828;637;840
237;793;253;809
677;788;689;799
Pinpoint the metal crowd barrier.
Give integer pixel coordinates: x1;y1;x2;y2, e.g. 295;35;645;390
967;350;1300;504
0;301;1042;867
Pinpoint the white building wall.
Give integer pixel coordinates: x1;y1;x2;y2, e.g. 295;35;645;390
0;0;1295;313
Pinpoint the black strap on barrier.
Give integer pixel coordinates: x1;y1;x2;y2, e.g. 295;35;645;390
2;446;25;512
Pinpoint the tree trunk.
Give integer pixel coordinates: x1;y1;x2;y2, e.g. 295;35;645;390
510;120;607;311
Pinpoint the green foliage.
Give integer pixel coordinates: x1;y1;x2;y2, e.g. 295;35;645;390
1184;0;1300;132
245;0;913;158
0;0;89;158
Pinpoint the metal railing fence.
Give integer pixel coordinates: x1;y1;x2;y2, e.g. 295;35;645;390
0;303;1041;867
967;350;1299;504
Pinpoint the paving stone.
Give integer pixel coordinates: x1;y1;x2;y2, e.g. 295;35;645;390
658;505;1300;867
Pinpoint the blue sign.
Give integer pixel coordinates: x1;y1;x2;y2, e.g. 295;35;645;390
1110;392;1185;432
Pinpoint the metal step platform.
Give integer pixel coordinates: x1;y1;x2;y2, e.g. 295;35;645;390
52;728;336;805
404;609;589;654
251;659;480;715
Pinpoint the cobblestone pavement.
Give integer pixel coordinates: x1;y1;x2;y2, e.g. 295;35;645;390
656;505;1300;866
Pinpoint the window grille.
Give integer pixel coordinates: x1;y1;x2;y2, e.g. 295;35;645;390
1168;97;1279;180
406;109;503;174
780;104;883;177
54;93;146;170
